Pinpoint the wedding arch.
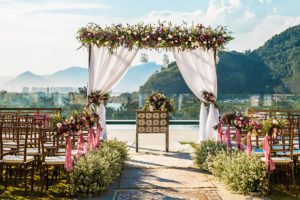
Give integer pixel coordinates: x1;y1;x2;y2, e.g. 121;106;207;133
77;22;233;142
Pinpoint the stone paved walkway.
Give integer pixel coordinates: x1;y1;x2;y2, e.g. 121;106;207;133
100;142;269;200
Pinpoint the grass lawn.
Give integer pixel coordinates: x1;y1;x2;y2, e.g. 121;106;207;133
181;141;300;200
0;169;71;200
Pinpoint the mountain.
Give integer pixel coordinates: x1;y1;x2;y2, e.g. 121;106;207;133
140;24;300;94
113;62;161;93
1;62;161;93
2;71;49;91
43;66;88;87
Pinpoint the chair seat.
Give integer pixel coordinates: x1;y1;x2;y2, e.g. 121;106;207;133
56;149;80;156
261;157;292;164
1;155;34;164
18;148;40;156
44;156;65;165
277;150;300;156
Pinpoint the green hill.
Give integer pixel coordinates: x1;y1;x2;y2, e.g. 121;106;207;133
140;24;300;94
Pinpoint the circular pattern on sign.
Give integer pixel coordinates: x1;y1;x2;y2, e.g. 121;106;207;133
146;127;152;132
146;113;152;119
160;127;167;132
146;120;152;126
153;127;160;133
137;113;145;118
153;113;160;119
153;120;159;126
160;113;167;118
138;120;145;126
138;127;145;133
160;120;167;126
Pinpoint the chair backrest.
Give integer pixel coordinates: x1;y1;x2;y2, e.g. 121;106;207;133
0;118;3;160
0;113;17;141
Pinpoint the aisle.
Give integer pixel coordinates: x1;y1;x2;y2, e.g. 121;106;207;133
109;143;267;200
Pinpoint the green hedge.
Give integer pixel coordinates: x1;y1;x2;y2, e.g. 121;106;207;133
193;140;268;195
69;139;128;198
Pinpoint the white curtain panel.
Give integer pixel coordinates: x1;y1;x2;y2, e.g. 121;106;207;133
88;46;138;138
197;102;208;143
173;48;219;141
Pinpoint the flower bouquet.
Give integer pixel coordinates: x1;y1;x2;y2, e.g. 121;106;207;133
142;91;175;114
220;113;237;126
82;108;99;128
262;118;289;137
66;110;86;134
50;115;71;137
246;118;263;136
233;114;249;131
202;90;218;109
87;90;110;107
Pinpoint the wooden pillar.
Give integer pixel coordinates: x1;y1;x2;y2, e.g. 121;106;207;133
213;49;217;66
88;45;91;67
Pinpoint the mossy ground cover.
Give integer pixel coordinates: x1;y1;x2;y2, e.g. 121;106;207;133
0;168;71;200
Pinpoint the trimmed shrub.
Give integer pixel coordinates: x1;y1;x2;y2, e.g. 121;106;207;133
193;140;227;171
70;140;128;198
209;151;268;195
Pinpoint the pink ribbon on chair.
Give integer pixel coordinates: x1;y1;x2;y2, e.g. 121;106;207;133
95;123;101;148
247;133;252;157
65;136;73;171
77;133;85;156
236;129;245;150
217;123;224;142
226;124;232;148
87;127;96;151
263;135;275;170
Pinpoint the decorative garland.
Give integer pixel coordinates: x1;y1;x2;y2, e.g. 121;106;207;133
77;22;233;52
142;91;175;114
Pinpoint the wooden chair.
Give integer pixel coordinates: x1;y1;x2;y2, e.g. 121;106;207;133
263;123;297;194
0;122;35;194
40;128;67;194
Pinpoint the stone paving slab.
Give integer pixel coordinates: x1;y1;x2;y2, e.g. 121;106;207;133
126;152;194;168
120;168;215;189
113;189;222;200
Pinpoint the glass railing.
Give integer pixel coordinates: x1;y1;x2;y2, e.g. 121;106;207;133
0;92;300;119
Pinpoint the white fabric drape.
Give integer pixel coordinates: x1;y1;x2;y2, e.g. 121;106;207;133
205;104;219;140
173;48;219;141
197;102;208;143
88;46;138;138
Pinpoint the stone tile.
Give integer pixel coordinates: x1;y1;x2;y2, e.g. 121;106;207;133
113;189;223;200
120;168;215;189
126;152;194;168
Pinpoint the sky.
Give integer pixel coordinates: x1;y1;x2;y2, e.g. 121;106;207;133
0;0;299;76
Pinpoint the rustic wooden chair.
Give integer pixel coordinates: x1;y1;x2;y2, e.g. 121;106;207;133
40;128;67;194
263;123;297;194
0;122;35;194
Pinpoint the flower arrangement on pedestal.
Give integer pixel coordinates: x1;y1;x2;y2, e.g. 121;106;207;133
262;118;289;137
142;91;175;114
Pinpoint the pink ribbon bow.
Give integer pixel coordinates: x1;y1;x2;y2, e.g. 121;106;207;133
247;133;252;157
65;136;73;171
77;133;85;157
236;129;245;150
263;135;275;170
217;123;224;142
96;123;101;148
87;127;96;151
226;124;232;148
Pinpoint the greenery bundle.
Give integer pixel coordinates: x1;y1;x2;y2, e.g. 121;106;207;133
69;139;128;198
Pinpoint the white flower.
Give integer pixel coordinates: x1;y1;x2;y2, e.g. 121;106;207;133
168;34;172;39
240;117;244;120
127;30;131;34
147;35;150;39
57;123;62;128
273;119;278;125
203;41;207;44
133;31;137;35
158;37;162;41
189;37;192;41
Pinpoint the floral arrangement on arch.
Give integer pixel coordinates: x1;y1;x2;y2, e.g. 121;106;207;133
142;91;175;114
202;90;218;108
87;90;110;107
261;118;289;137
77;22;233;52
82;108;100;128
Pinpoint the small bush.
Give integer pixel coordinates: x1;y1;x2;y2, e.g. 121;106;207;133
70;139;128;198
193;140;227;171
209;151;268;195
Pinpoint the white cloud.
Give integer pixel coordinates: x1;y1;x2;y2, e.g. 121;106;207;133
245;10;255;19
